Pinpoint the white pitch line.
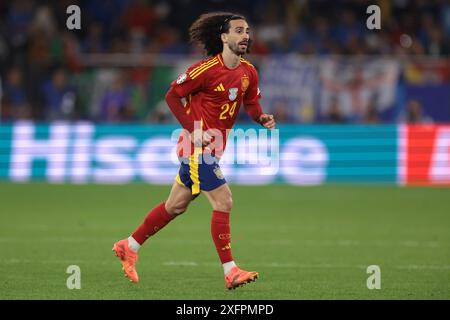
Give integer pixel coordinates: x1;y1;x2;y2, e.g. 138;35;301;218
1;259;450;271
163;261;199;266
0;240;446;254
394;265;450;270
0;238;446;248
161;261;450;270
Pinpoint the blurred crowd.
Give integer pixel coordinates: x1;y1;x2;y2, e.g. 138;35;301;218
0;0;449;123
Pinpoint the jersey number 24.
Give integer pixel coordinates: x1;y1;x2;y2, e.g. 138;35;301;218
219;101;237;120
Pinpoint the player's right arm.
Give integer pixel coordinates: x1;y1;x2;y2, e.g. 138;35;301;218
165;68;203;132
165;62;212;145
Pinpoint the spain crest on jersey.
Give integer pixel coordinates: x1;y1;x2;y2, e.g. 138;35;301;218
241;75;250;92
228;88;238;101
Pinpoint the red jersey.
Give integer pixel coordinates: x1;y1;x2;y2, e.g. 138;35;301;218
169;53;263;158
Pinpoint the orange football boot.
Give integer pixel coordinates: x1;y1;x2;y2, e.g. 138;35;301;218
112;239;139;283
225;266;259;290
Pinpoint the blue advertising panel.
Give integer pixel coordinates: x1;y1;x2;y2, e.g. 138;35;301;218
0;122;398;185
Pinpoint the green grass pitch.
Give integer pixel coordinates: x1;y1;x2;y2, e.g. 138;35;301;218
0;183;449;299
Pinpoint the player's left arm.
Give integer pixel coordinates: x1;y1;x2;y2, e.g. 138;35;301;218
243;67;276;129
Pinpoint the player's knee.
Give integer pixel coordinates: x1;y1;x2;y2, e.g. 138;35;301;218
165;201;188;216
173;207;187;216
215;196;233;212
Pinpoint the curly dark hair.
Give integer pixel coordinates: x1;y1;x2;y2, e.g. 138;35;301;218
189;12;252;56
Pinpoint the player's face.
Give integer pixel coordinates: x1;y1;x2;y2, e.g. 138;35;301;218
225;19;250;55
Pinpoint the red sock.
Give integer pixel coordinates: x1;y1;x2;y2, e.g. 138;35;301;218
211;210;233;264
131;202;175;245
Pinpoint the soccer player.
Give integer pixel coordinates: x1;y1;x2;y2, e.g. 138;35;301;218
113;12;275;290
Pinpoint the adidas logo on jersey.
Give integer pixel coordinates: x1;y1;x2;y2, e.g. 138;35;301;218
214;83;225;92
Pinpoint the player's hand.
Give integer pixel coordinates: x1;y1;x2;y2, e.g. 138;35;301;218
190;129;212;147
259;114;276;129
